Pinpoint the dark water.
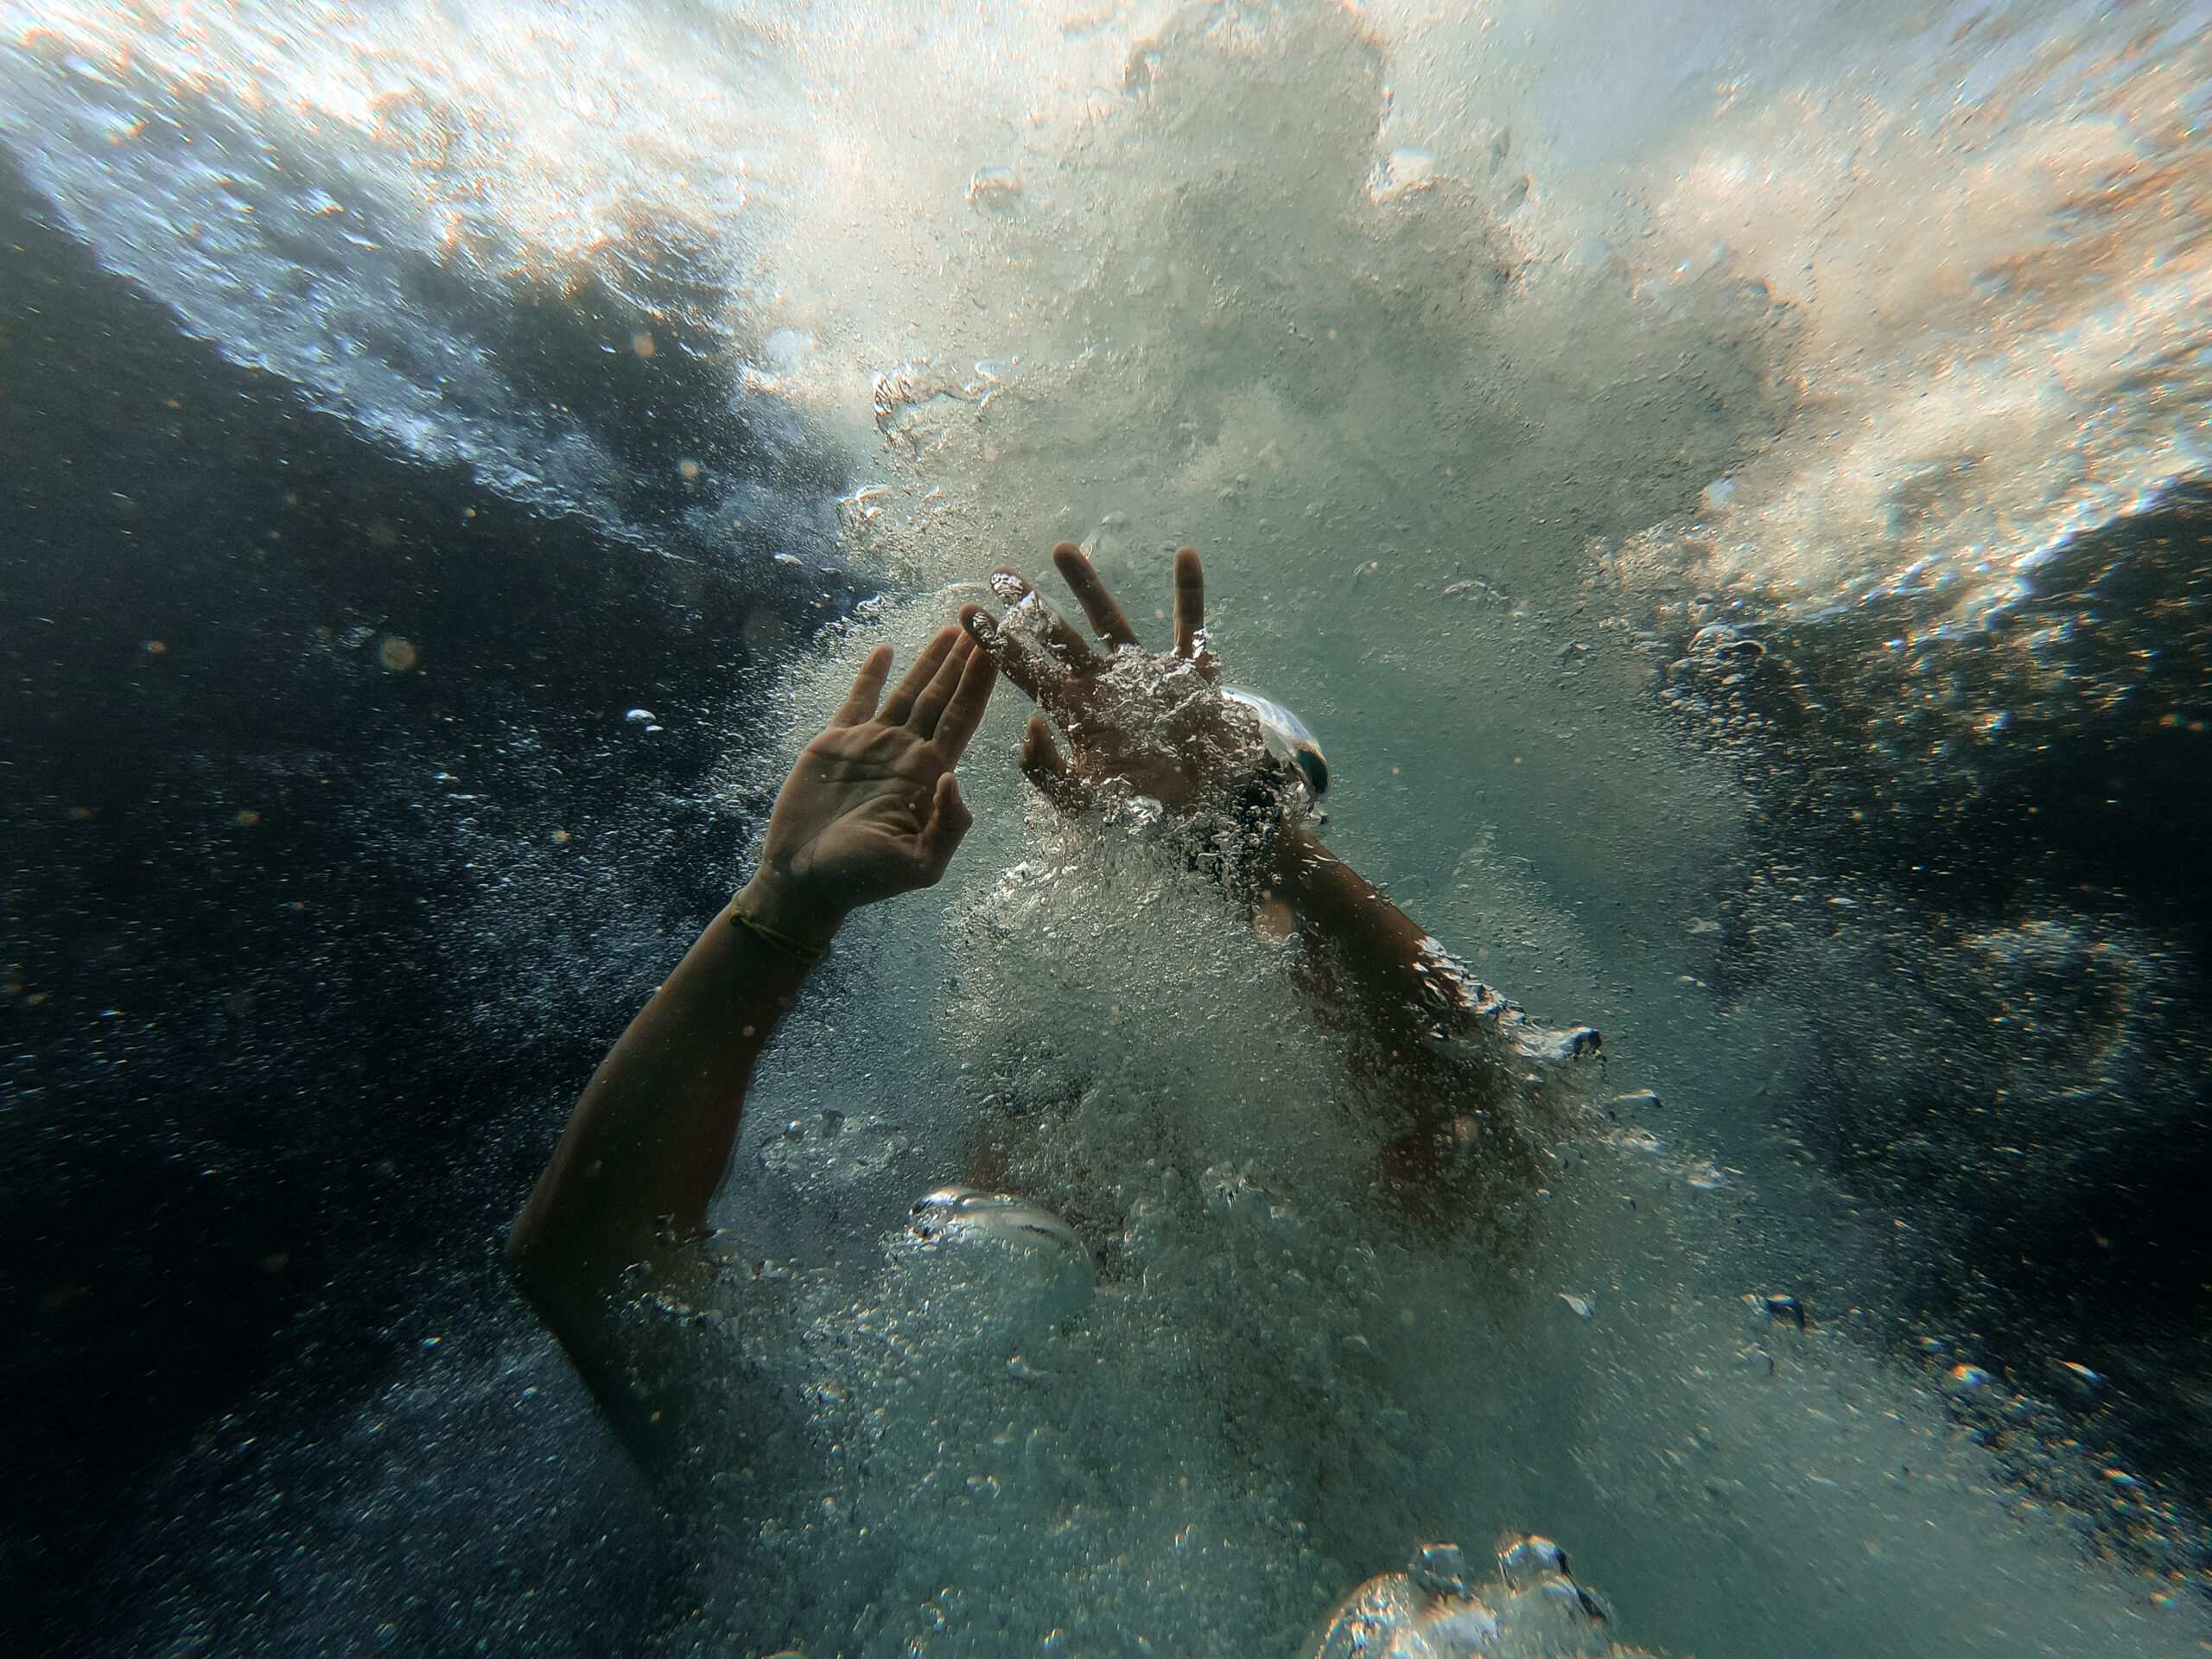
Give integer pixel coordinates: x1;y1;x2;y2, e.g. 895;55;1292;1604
0;156;834;1653
1641;488;2212;1550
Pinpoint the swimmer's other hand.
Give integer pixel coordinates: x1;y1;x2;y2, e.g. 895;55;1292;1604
737;627;996;949
962;544;1245;813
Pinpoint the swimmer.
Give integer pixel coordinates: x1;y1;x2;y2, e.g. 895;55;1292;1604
961;545;1599;1238
512;550;1598;1465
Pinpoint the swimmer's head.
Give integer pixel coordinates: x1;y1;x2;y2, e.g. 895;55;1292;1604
906;1186;1085;1255
889;1189;1095;1360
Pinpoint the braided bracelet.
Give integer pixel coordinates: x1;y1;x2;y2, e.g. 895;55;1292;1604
728;905;831;967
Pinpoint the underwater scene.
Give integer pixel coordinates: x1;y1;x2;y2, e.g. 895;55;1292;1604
3;2;2209;1655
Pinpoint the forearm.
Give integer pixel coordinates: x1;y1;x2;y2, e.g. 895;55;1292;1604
506;879;837;1300
1255;824;1463;1039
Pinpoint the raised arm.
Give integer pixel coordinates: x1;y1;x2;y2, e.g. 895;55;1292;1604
506;627;995;1464
961;547;1595;1233
958;546;1554;1039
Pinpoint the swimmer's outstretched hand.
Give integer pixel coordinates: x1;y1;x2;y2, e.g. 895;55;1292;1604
961;544;1237;812
737;627;996;946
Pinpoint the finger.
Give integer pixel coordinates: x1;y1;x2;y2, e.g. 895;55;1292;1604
990;567;1099;669
878;626;958;726
1052;542;1141;649
963;601;1052;707
916;771;975;885
829;644;895;727
931;632;999;761
1172;546;1206;659
1020;715;1092;813
906;631;976;739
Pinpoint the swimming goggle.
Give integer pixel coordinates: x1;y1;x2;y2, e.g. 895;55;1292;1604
1223;687;1329;801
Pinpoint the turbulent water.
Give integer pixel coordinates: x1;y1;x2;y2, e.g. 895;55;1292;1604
3;2;2210;1656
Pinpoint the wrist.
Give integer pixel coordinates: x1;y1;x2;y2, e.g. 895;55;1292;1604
732;874;846;956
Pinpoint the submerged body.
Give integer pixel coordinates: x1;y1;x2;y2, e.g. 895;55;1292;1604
507;549;1617;1652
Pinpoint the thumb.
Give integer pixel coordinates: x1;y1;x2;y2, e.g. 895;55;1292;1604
917;771;974;885
1020;715;1092;814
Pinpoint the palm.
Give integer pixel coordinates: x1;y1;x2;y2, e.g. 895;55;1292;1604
773;727;953;899
754;629;995;916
